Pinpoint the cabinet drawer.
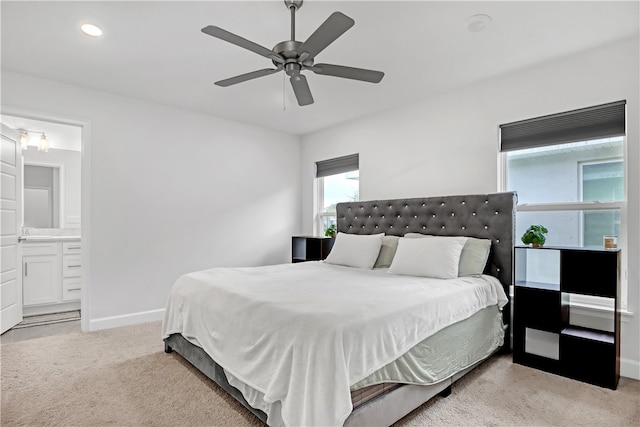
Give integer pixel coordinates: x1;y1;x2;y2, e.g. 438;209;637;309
62;255;82;277
22;242;59;256
62;278;82;301
62;242;82;255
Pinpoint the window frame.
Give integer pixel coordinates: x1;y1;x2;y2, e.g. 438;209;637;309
315;170;359;235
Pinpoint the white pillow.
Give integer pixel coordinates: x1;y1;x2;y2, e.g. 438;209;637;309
324;232;384;269
389;236;467;279
404;233;491;277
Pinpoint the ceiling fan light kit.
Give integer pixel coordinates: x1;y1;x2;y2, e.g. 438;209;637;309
201;0;384;106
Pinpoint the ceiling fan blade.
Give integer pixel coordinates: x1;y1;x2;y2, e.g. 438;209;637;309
308;63;384;83
215;68;282;87
201;26;282;62
290;74;314;106
297;12;354;61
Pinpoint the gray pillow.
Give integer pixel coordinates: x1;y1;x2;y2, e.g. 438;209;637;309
404;233;491;276
373;235;400;268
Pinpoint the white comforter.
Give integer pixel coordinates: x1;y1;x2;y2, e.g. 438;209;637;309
162;262;508;427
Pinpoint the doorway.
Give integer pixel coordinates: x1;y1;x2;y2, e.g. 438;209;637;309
0;110;90;335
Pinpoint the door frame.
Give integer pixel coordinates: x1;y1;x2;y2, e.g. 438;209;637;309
2;106;92;333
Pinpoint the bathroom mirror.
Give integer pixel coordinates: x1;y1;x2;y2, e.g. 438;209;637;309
23;164;60;228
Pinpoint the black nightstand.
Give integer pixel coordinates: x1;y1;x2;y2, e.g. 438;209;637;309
513;245;620;389
292;236;334;263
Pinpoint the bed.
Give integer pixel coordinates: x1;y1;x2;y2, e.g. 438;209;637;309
162;191;516;426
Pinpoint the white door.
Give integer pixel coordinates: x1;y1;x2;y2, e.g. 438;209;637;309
1;124;23;333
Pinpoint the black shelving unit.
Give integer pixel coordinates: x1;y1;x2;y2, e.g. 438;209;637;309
513;245;620;389
291;236;334;263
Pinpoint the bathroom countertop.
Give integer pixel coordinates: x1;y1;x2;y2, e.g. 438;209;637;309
20;235;81;243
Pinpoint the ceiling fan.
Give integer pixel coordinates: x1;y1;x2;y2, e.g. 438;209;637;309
201;0;384;106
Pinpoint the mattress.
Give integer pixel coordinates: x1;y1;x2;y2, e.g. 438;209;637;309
162;261;508;427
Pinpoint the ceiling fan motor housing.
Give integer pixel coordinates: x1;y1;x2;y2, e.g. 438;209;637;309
284;0;303;10
272;40;314;71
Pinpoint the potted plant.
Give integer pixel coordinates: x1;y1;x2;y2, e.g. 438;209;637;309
521;225;548;247
325;224;337;238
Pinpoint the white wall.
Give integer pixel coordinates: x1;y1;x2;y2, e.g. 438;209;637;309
300;37;640;379
2;71;301;329
23;147;81;228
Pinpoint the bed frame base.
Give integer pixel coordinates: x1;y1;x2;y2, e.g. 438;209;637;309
164;334;268;423
165;333;488;427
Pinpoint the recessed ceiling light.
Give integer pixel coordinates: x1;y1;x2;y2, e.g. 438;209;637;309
464;14;492;33
81;23;102;37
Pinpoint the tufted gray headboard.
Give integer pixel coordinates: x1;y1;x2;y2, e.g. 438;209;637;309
336;192;517;332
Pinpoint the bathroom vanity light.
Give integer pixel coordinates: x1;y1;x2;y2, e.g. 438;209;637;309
37;133;49;152
19;129;28;150
12;127;49;152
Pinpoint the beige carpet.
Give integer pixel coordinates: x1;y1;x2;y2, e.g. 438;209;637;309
1;322;638;427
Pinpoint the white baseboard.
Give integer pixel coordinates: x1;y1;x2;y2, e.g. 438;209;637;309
89;308;165;331
621;357;640;380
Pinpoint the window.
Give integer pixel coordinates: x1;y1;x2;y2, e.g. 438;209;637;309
500;101;627;309
505;137;624;247
316;154;359;235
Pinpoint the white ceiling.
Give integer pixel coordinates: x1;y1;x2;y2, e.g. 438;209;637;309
1;1;638;136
